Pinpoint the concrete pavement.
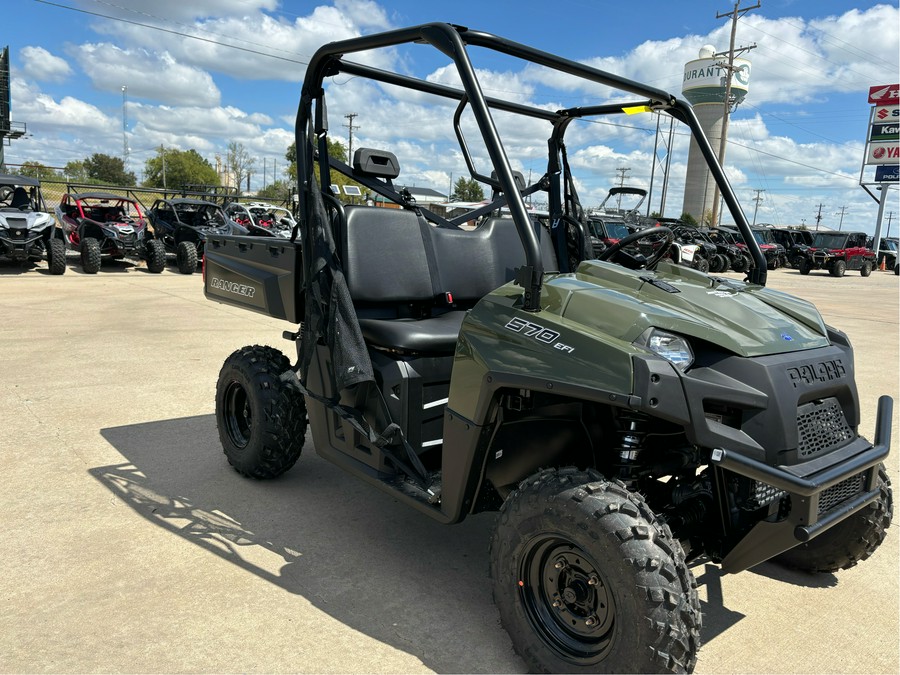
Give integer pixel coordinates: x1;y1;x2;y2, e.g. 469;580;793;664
0;256;897;673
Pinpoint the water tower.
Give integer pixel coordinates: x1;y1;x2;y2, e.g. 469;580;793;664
681;45;751;223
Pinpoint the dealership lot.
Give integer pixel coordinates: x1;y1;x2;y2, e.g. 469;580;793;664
0;260;897;674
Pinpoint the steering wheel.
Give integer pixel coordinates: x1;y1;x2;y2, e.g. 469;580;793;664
597;226;674;270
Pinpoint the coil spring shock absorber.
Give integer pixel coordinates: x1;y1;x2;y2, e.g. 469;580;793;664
613;411;649;484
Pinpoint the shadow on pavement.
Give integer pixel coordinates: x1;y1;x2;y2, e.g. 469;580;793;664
96;413;802;669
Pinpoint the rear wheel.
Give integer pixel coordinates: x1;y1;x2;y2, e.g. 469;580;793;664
215;345;307;479
774;464;892;573
176;240;198;274
145;239;166;273
48;238;66;275
830;259;846;277
491;467;701;674
80;237;101;274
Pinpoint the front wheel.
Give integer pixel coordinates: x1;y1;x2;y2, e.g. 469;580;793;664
860;261;872;277
773;464;892;573
215;345;307;479
798;258;812;275
830;259;846;277
692;256;709;274
145;238;166;273
48;238;66;275
80;237;101;274
491;467;701;674
176;240;198;274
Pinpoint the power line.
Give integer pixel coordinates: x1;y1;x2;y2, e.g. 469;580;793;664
33;0;309;65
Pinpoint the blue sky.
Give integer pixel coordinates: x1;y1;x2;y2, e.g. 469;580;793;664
4;0;899;234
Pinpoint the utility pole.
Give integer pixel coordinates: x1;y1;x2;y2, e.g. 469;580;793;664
615;166;630;211
709;0;759;228
834;205;847;231
121;85;128;167
343;113;359;162
751;188;765;226
814;203;825;231
160;145;166;190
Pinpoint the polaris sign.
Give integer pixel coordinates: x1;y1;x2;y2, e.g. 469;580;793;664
875;165;899;182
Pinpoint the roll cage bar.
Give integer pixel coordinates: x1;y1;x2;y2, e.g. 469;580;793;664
295;22;766;312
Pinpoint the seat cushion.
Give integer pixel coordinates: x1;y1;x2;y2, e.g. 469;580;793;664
358;311;466;353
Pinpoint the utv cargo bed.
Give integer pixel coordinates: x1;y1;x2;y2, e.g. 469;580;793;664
203;234;302;322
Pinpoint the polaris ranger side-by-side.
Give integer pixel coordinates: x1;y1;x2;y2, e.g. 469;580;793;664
202;24;892;674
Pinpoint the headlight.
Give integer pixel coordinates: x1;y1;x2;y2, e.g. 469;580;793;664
634;328;694;371
103;228;119;239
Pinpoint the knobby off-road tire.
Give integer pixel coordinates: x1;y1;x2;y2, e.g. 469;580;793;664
774;464;892;573
860;261;872;277
145;239;166;273
730;255;749;273
693;257;710;274
798;258;812;275
215;345;307;479
80;237;101;274
830;259;846;277
491;467;701;674
48;238;66;275
176;240;198;274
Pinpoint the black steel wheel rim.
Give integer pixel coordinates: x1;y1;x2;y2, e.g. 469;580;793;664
519;535;616;665
223;380;252;448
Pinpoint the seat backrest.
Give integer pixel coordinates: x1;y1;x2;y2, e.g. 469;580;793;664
341;205;433;304
429;217;558;303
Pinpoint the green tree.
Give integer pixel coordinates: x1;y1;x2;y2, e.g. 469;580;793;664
286;138;347;182
17;161;60;180
83;153;136;185
143;147;219;189
64;160;88;182
450;176;484;201
256;179;294;203
680;211;698;227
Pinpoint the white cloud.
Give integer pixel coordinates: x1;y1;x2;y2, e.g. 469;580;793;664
72;43;220;106
19;46;72;83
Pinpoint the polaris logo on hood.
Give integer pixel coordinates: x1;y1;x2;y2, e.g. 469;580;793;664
210;277;256;298
787;359;846;388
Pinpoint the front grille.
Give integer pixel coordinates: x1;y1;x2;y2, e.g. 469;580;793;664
818;473;865;515
797;398;854;458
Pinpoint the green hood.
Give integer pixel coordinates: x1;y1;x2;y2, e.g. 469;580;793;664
542;260;829;358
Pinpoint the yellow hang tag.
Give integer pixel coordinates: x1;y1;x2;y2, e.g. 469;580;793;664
622;105;652;115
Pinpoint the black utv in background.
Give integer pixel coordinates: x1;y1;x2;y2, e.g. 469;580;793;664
146;198;247;274
771;227;813;269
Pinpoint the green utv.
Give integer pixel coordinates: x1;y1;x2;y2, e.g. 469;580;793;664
203;24;892;674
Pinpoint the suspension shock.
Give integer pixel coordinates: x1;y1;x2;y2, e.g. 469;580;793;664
612;411;649;484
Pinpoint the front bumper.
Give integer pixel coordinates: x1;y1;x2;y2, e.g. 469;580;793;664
0;232;44;259
711;395;891;572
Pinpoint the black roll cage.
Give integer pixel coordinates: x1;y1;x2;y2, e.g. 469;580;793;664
295;22;766;311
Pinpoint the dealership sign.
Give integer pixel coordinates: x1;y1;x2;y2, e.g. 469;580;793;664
868;83;899;105
870;123;899;142
875;165;899;182
866;142;900;164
